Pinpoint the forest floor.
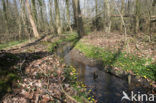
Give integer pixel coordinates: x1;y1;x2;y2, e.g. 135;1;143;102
0;33;90;103
0;31;156;103
75;31;156;87
82;31;156;60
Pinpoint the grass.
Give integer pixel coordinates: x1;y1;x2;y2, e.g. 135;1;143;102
0;40;27;50
75;42;156;81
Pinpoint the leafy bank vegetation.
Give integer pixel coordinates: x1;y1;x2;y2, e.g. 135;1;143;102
75;41;156;81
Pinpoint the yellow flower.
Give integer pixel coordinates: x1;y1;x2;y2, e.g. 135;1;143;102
88;97;91;100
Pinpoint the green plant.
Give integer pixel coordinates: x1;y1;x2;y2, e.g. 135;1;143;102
0;40;27;50
75;41;156;81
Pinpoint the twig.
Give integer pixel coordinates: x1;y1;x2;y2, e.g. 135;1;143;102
19;59;25;75
59;85;80;103
35;94;40;103
38;86;65;103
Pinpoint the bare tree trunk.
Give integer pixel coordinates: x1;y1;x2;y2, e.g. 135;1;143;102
104;0;111;33
66;0;72;32
127;0;130;15
19;0;29;37
14;0;21;39
25;0;40;38
135;0;140;33
13;0;19;16
49;0;55;33
31;0;38;24
38;0;44;30
54;0;62;34
72;0;77;28
2;0;9;34
120;0;125;32
72;0;85;38
95;0;98;30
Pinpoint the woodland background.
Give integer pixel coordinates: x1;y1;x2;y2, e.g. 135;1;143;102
0;0;155;43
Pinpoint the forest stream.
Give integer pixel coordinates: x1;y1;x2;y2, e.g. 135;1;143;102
56;42;153;103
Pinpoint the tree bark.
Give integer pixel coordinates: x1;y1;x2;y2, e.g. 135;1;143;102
72;0;77;28
14;0;21;39
2;0;9;34
54;0;62;34
72;0;85;38
49;0;55;32
31;0;38;23
104;0;111;33
135;0;140;33
95;0;98;30
25;0;40;38
66;0;72;32
120;0;125;32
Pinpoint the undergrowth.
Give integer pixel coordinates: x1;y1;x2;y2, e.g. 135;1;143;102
0;40;27;50
0;53;19;99
64;65;95;103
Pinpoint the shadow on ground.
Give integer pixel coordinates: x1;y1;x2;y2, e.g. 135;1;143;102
0;36;80;101
0;50;52;100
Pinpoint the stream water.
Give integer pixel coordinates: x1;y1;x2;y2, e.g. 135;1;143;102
56;42;152;103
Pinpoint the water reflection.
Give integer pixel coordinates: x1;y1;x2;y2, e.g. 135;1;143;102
68;58;129;103
57;43;152;103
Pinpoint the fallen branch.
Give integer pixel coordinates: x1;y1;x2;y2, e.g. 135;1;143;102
60;85;80;103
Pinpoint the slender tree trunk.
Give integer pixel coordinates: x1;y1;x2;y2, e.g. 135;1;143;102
31;0;38;24
127;0;130;15
72;0;77;28
38;0;44;31
19;0;29;37
14;0;21;39
13;0;19;16
66;0;72;32
2;0;9;34
95;0;98;30
104;0;111;33
54;0;62;34
25;0;40;38
72;0;85;37
120;0;125;32
49;0;55;32
135;0;140;33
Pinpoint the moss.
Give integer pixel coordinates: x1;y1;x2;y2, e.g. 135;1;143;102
75;41;156;81
0;72;18;98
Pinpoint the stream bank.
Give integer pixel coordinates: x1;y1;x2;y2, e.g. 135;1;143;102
0;32;91;103
55;41;155;103
73;32;156;89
